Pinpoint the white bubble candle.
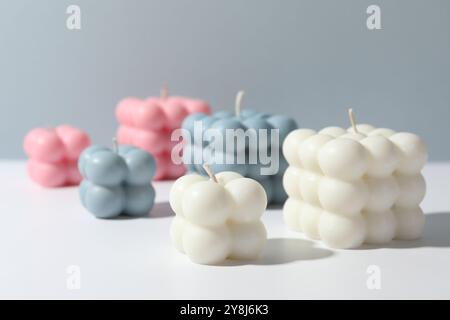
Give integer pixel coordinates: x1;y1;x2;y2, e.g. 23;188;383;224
169;165;268;264
282;109;427;249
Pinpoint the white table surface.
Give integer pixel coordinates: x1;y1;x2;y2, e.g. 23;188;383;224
1;160;449;300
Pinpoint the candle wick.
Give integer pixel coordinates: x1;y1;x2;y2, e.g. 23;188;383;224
112;137;119;153
235;90;245;118
348;108;358;134
202;164;218;183
160;82;169;99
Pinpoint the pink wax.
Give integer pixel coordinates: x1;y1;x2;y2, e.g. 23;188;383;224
116;95;211;180
24;125;90;187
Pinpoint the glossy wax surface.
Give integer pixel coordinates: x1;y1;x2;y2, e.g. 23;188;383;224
23;125;90;187
181;109;297;204
116;96;211;180
170;172;268;265
283;124;427;249
79;145;156;219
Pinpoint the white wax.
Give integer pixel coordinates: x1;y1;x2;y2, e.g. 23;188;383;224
225;178;267;223
369;128;396;138
347;124;375;134
283;129;316;166
169;171;267;264
182;180;235;227
395;174;426;207
363;210;396;244
282;198;303;232
318;177;369;216
393;206;425;240
319;126;347;137
298;134;333;172
319;211;366;249
299;170;322;205
340;132;367;141
360;135;399;178
229;221;267;260
182;222;232;265
318;138;369;181
169;174;207;216
364;176;399;212
282;166;302;199
282;125;427;249
390;132;428;175
299;202;322;240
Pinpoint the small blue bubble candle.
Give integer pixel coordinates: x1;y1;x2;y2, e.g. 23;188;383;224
181;91;298;204
78;140;156;218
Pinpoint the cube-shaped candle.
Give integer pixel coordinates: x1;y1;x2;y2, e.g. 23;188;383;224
116;86;211;180
24;125;90;187
79;142;156;219
282;110;427;249
181;91;297;204
169;166;267;265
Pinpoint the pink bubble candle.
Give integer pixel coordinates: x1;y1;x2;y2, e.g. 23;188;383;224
116;85;211;180
24;125;90;187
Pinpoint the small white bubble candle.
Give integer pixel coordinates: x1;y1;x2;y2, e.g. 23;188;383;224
169;165;268;264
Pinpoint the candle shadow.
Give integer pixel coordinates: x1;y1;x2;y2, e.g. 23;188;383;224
218;238;333;266
267;203;284;210
357;211;450;250
112;202;174;220
149;202;175;218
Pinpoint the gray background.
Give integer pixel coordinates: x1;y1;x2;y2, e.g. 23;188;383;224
1;0;449;160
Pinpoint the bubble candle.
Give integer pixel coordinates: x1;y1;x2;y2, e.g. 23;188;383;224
181;91;297;204
282;109;427;249
169;164;268;264
116;84;211;180
78;139;156;219
24;125;90;187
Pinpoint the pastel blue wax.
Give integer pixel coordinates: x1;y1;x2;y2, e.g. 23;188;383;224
118;146;156;184
79;146;128;187
246;162;262;180
241;116;274;152
267;115;298;142
124;185;155;216
278;155;289;174
181;113;207;144
78;145;156;219
199;147;249;177
208;118;247;154
259;156;288;204
181;108;297;204
182;113;207;134
270;173;287;204
214;111;234;119
80;181;126;219
182;143;198;172
246;156;286;204
181;113;219;147
239;109;258;119
202;116;220;131
250;112;271;120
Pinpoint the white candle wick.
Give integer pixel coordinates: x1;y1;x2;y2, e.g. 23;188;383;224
348;108;358;134
202;164;218;183
235;90;245;117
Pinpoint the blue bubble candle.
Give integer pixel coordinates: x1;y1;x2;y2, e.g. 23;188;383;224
78;139;156;218
181;91;297;204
